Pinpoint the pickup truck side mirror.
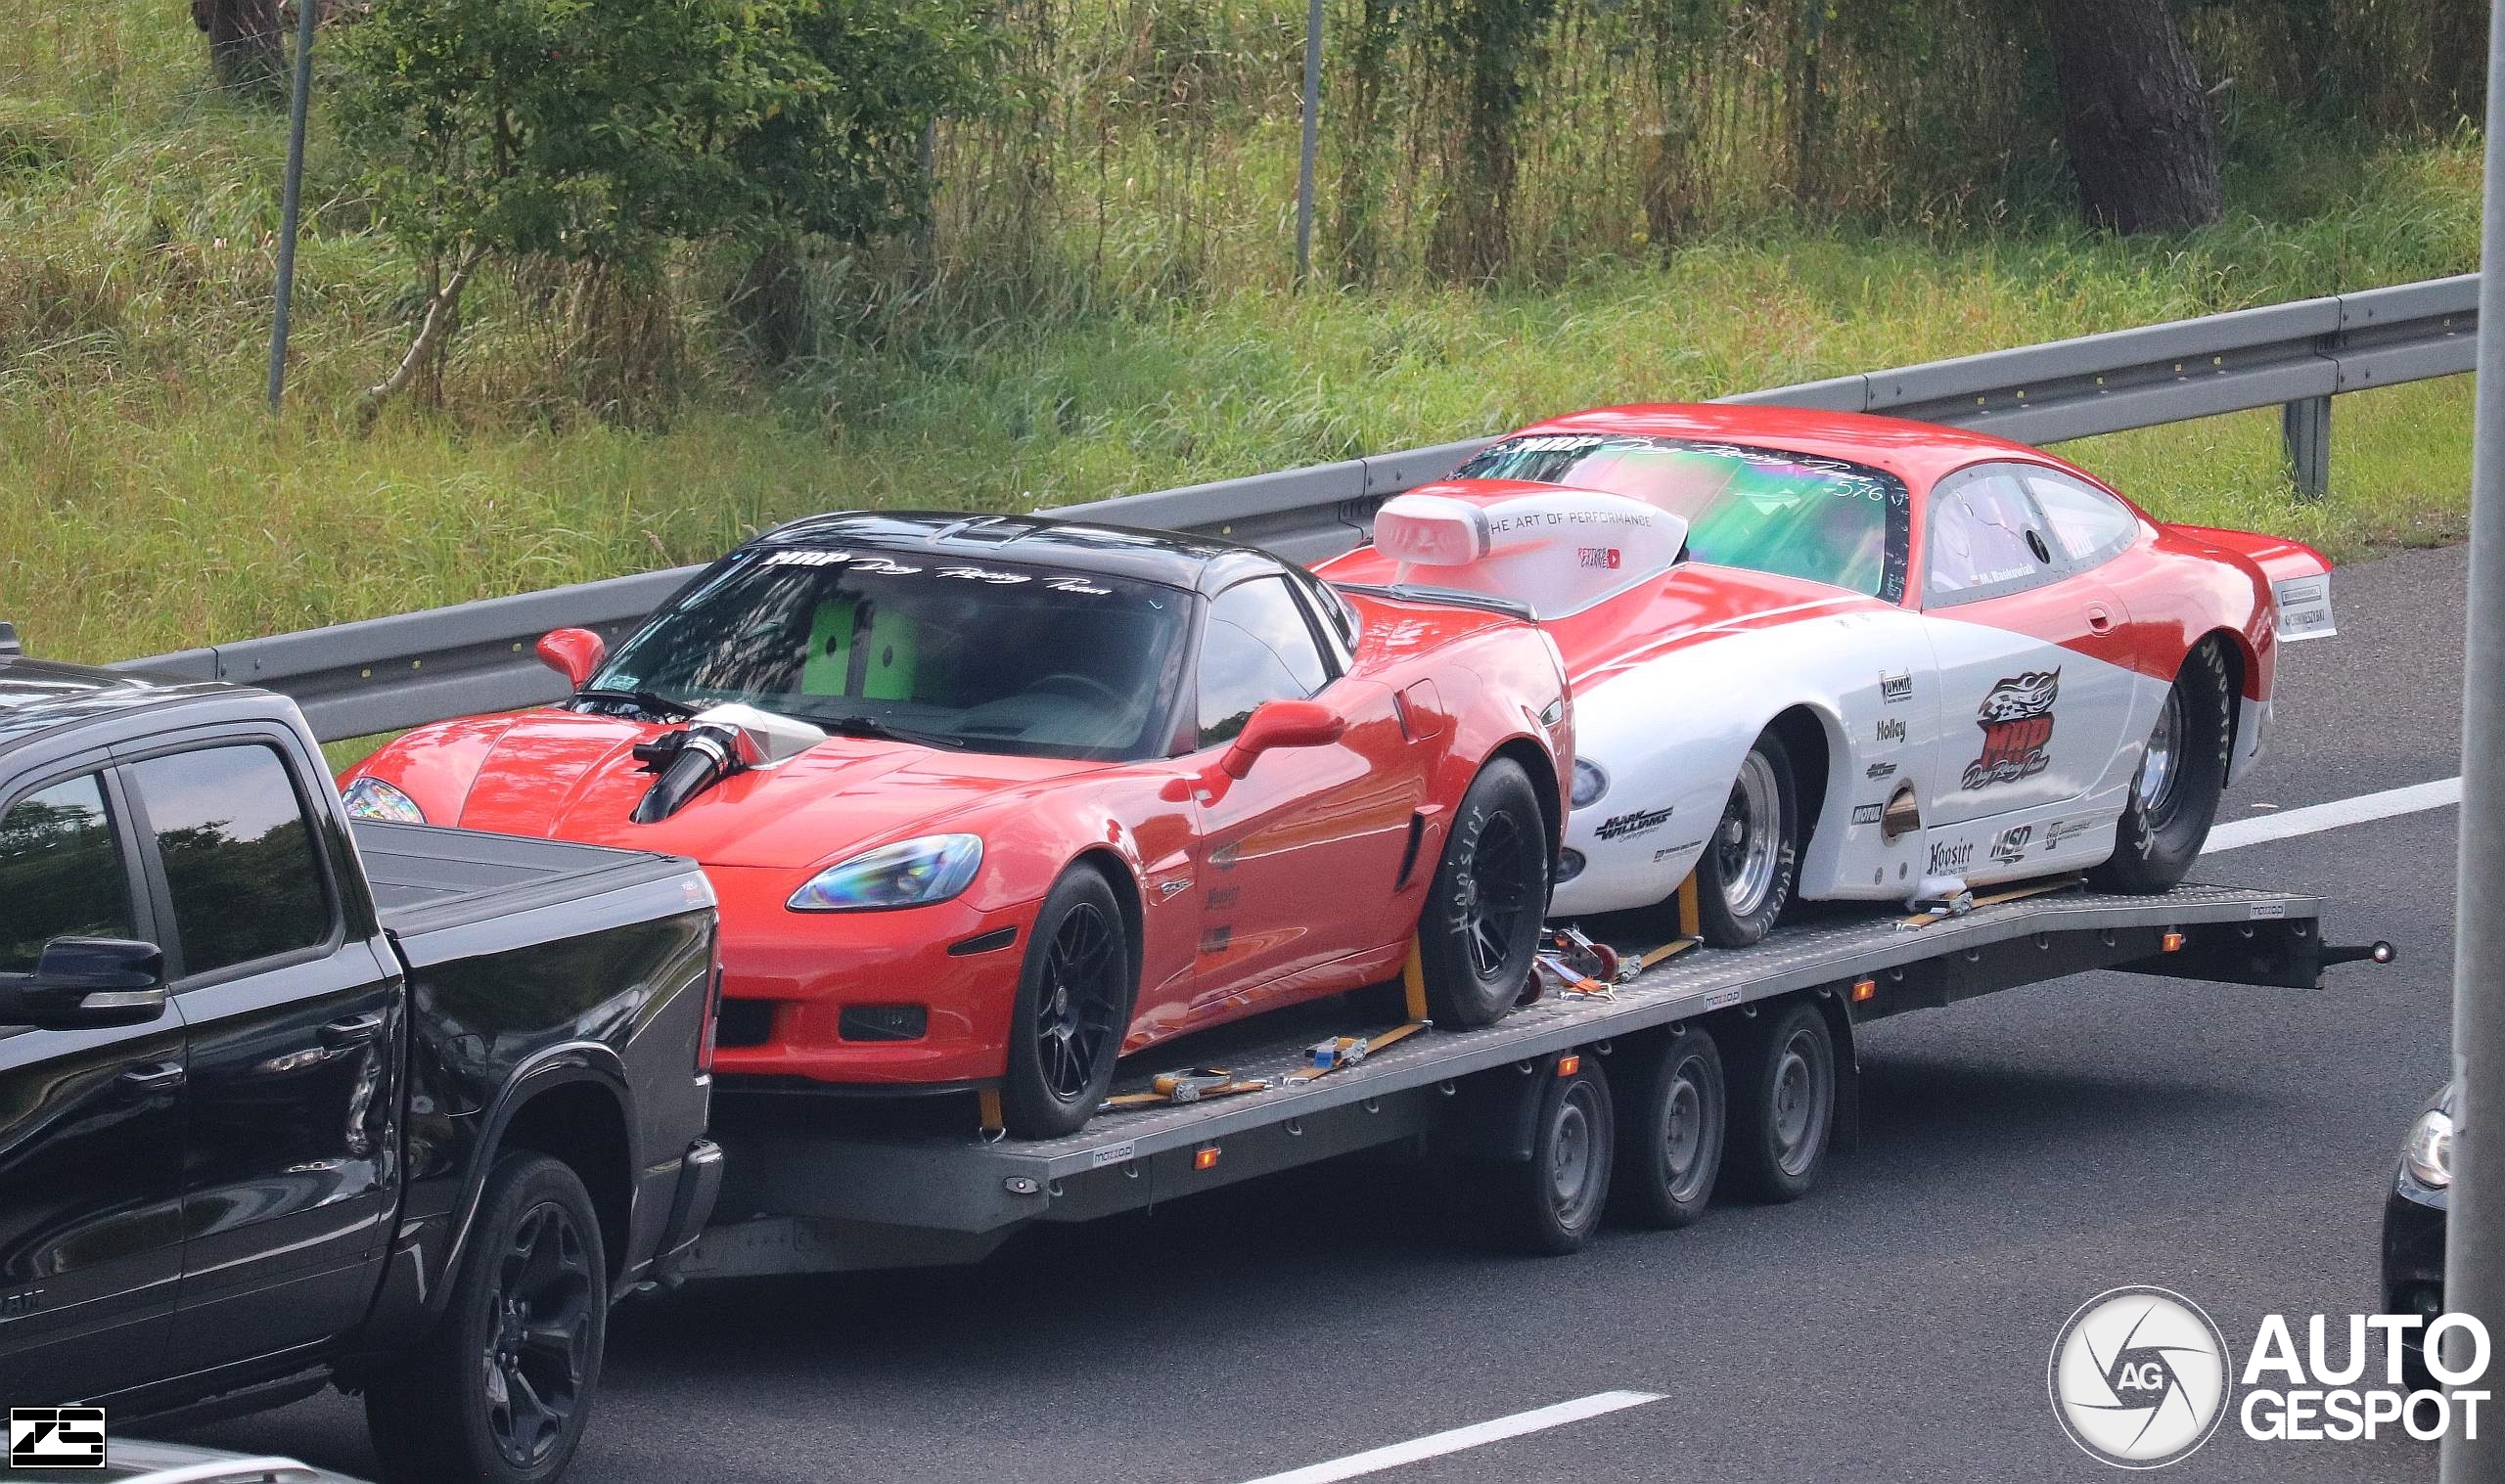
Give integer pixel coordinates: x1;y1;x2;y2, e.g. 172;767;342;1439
1218;698;1345;780
0;938;169;1029
536;628;608;692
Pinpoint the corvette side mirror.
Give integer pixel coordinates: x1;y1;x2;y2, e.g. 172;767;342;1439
0;938;168;1029
536;628;608;691
1219;699;1345;780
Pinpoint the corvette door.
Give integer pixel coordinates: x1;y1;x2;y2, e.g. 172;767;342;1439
1188;577;1417;1019
1918;464;2139;833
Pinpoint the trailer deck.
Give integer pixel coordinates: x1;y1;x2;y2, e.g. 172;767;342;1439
686;878;2357;1280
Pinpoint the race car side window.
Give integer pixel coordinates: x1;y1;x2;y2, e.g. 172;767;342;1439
2021;470;2139;569
1925;466;2063;607
1197;577;1331;746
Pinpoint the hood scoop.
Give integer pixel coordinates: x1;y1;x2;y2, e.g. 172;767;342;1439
629;703;826;824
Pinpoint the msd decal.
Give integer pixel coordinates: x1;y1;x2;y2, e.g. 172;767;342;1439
1964;669;2060;790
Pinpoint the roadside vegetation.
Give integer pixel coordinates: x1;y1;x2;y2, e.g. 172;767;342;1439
0;0;2485;666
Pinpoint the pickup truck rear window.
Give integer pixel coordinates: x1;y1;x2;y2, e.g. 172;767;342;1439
0;773;132;973
129;744;332;978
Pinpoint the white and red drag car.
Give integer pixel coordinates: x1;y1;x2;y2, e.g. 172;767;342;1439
1319;403;2336;946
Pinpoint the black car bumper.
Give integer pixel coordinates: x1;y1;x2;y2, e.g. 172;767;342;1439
651;1137;724;1285
2382;1170;2448;1368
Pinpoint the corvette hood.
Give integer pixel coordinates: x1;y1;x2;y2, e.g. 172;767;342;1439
442;711;1105;869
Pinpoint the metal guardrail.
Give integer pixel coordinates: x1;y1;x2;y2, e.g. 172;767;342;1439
113;273;2477;742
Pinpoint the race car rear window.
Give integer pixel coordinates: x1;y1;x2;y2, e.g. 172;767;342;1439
591;551;1190;761
1456;434;1912;602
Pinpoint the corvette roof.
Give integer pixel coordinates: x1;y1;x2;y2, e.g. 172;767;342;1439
752;510;1287;595
1506;403;2073;490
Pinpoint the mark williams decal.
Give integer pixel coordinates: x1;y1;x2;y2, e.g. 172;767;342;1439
1595;805;1674;841
1866;760;1896;781
1964;668;2059;790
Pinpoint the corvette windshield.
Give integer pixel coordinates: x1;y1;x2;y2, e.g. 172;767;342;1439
1456;434;1912;602
589;550;1189;760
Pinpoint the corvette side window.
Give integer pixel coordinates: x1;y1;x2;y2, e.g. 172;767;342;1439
1197;578;1329;746
1926;470;2060;605
2023;472;2139;569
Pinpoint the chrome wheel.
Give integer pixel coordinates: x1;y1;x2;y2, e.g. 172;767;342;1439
1769;1027;1833;1179
1034;902;1122;1101
484;1200;594;1469
2135;689;2185;827
1715;751;1783;918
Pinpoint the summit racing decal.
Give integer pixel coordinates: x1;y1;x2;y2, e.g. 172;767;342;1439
1963;669;2059;790
1594;805;1674;841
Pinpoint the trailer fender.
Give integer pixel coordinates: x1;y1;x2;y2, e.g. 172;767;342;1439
1429;1052;1577;1162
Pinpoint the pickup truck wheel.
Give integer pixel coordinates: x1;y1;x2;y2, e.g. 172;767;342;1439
1417;758;1550;1028
1455;1057;1615;1256
1693;729;1799;948
1722;1001;1835;1203
1608;1026;1725;1229
2090;639;2232;895
367;1153;607;1484
1000;866;1133;1139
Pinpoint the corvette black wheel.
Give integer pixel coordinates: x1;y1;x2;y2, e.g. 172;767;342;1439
1417;758;1550;1028
2091;639;2232;895
1002;865;1133;1138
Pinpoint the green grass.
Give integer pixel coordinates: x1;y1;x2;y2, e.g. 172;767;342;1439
0;2;2484;668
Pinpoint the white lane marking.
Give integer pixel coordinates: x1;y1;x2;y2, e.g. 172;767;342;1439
2204;777;2463;854
1234;1391;1665;1484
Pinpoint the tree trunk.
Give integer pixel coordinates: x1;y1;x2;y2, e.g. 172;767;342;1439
192;0;286;97
2044;0;2222;233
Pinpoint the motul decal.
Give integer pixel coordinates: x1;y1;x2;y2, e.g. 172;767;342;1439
1964;668;2059;790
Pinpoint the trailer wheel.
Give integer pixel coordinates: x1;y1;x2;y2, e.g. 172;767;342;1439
1416;758;1550;1028
1722;1001;1834;1203
1609;1027;1725;1229
366;1152;607;1484
1001;865;1134;1139
1480;1057;1616;1255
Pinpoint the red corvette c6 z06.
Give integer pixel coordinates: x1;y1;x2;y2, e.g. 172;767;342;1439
341;513;1571;1136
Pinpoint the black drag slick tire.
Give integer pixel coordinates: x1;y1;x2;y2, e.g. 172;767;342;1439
1000;865;1134;1139
1721;1001;1836;1204
2090;638;2233;894
1609;1026;1726;1230
1473;1057;1617;1255
1693;727;1800;949
366;1152;607;1484
1416;758;1550;1028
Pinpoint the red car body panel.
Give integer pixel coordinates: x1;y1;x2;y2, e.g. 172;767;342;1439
342;526;1569;1090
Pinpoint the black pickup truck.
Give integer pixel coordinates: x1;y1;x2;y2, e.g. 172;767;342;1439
0;650;723;1484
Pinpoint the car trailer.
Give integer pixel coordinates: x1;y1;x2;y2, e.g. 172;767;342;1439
683;879;2391;1276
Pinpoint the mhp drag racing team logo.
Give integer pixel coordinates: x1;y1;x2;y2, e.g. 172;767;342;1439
2049;1287;2231;1468
1964;668;2059;790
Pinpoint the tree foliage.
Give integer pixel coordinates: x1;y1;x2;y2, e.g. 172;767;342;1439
335;0;990;406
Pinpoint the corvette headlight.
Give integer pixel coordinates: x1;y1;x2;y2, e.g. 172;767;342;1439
788;834;983;912
1571;758;1609;811
2404;1106;2454;1189
342;777;427;824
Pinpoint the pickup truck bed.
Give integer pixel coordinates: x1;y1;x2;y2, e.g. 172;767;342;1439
354;820;711;959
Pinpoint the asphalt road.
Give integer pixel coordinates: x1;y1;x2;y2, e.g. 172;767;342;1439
185;544;2472;1484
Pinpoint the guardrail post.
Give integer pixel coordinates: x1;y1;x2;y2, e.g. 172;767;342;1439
2281;395;2331;501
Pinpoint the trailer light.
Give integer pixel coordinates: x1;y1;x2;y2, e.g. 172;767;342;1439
2162;930;2186;953
1850;978;1877;1003
1193;1146;1221;1171
1556;1054;1581;1077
